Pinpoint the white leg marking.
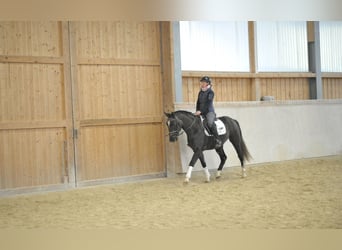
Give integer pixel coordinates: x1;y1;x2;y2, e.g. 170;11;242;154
216;170;222;179
203;167;210;183
184;166;193;183
242;167;247;178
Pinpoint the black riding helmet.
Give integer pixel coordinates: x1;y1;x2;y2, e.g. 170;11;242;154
200;76;211;85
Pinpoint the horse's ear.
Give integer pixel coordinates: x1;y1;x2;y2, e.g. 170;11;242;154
164;112;171;118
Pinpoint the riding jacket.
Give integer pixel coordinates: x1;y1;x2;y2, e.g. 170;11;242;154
196;87;215;117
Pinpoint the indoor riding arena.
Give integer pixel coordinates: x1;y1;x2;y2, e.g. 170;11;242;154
0;156;341;229
1;21;342;229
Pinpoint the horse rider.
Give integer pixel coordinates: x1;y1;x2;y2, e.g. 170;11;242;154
194;76;222;148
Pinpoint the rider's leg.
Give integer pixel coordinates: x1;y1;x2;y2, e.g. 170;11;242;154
206;112;222;148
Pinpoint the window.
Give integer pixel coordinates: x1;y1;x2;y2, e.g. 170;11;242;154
320;21;342;72
180;21;249;72
256;21;308;72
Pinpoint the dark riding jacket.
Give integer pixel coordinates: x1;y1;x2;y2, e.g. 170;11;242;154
196;87;215;116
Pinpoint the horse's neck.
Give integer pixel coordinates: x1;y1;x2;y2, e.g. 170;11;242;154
177;113;199;135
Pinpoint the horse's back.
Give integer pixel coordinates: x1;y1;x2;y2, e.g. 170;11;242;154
218;115;235;124
218;116;240;132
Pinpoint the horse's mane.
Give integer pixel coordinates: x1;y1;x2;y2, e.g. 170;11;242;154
174;110;195;117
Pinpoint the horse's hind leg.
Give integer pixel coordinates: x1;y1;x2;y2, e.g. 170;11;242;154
230;133;247;178
215;147;227;179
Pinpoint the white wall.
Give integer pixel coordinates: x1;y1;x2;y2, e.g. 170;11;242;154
175;100;342;172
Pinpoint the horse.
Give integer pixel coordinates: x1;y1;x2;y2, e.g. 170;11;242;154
165;110;252;183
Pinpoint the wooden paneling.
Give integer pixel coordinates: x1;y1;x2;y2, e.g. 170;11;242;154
0;21;74;191
71;21;165;183
0;21;62;57
74;22;160;60
182;76;252;102
0;63;65;122
77;65;162;120
214;78;252;101
260;78;310;100
323;78;342;99
78;124;163;181
182;77;198;102
0;129;67;189
182;73;312;102
1;21;167;192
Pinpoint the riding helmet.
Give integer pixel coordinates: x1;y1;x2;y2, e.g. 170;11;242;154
200;76;211;84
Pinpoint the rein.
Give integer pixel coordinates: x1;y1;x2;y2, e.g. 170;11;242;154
184;116;197;132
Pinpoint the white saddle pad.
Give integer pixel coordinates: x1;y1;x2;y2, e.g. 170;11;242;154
215;119;226;135
201;117;226;136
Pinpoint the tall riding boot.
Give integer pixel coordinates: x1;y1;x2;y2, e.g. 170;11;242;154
211;123;222;148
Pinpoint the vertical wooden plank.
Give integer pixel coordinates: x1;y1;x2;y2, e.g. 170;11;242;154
188;77;194;102
333;79;338;99
225;78;231;101
332;79;337;99
294;78;299;99
61;21;75;186
181;76;186;102
338;79;342;99
272;78;277;99
213;77;220;101
160;22;182;175
220;78;225;101
229;78;234;101
327;79;331;99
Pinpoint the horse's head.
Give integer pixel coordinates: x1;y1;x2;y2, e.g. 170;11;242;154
164;112;183;142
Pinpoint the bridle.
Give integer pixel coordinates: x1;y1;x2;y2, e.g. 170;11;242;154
166;114;197;137
166;117;182;137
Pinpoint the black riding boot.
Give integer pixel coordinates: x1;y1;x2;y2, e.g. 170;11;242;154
211;123;222;148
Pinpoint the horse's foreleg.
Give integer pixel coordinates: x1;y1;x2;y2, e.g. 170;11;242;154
184;166;193;183
199;152;210;183
184;149;201;183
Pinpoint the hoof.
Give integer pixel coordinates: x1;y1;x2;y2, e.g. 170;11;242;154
241;168;247;178
216;171;222;179
205;178;210;183
184;178;190;183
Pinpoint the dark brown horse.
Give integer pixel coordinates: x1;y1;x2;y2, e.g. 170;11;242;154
165;110;251;182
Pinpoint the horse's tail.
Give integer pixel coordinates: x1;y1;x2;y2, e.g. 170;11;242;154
232;119;252;165
240;134;252;162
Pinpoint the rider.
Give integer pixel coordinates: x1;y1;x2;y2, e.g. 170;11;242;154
194;76;222;148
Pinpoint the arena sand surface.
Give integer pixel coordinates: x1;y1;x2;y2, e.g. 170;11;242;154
0;155;341;229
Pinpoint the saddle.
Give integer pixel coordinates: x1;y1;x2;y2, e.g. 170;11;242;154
200;116;226;136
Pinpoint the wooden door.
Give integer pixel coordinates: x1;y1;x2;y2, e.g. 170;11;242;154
0;22;75;192
0;21;166;193
70;22;165;185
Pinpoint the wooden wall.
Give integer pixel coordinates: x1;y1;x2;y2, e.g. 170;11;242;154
182;72;342;102
259;77;310;100
70;22;165;184
0;22;74;190
182;75;252;102
323;75;342;99
0;21;169;193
